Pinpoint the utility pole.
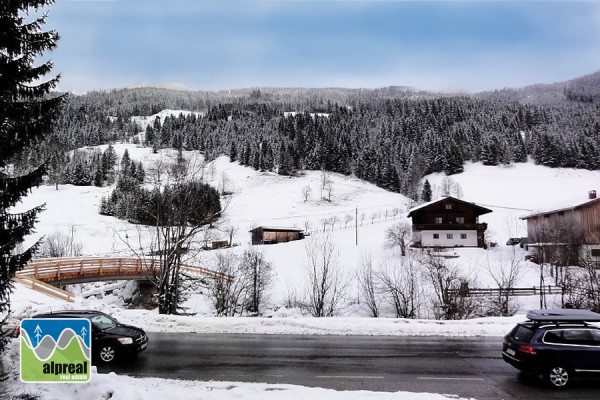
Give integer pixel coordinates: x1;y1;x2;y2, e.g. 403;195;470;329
355;207;358;246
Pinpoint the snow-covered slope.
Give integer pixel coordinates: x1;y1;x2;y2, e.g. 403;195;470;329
12;142;600;314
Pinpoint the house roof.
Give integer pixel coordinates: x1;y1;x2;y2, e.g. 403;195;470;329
249;226;304;232
520;194;600;220
406;196;493;217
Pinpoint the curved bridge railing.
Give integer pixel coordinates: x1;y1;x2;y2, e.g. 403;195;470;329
16;257;229;286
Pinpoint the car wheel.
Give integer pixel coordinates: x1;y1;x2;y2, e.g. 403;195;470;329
98;344;117;364
545;365;571;389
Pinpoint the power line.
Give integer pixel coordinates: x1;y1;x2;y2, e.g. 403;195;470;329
477;203;533;212
231;202;408;223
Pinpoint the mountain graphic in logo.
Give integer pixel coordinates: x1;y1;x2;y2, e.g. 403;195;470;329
20;318;91;383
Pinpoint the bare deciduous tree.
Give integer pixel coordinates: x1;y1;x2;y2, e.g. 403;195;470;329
563;257;600;312
329;216;340;231
210;253;247;316
285;282;302;309
420;252;477;320
223;222;238;247
218;172;233;195
376;254;424;318
120;156;223;315
38;226;83;258
385;222;412;256
302;233;350;317
302;185;312;202
320;170;333;202
557;230;600;311
452;182;464;199
303;220;312;233
199;227;218;250
344;213;353;229
356;255;379;317
441;177;453;197
485;246;524;316
240;247;274;314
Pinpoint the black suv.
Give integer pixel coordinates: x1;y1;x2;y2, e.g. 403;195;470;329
30;310;149;364
502;309;600;389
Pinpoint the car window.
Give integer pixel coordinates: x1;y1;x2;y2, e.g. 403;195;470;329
589;330;600;345
512;325;535;342
544;330;564;344
561;329;594;345
90;314;118;330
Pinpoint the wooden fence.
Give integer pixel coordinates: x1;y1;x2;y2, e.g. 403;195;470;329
448;286;564;298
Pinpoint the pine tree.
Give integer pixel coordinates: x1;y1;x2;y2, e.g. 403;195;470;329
121;148;131;172
421;179;432;202
1;0;63;348
135;161;145;184
443;141;464;175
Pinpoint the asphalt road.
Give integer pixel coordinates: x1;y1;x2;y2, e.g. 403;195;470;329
97;333;600;399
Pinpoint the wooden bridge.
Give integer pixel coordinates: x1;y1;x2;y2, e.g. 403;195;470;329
13;257;229;303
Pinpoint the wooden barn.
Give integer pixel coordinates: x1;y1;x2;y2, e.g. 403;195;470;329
521;190;600;265
407;196;492;248
250;226;305;245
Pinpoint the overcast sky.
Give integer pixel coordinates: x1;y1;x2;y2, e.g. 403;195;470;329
44;0;600;94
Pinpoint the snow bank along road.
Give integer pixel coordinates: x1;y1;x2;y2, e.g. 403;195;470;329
97;333;600;400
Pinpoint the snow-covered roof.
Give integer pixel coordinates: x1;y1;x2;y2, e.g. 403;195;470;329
249;226;304;232
520;192;600;219
407;196;492;217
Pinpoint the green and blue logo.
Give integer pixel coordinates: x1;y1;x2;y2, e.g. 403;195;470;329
20;318;91;383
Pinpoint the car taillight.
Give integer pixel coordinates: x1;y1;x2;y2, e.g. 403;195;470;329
518;345;537;355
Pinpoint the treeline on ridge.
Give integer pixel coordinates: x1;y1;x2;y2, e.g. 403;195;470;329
14;74;600;201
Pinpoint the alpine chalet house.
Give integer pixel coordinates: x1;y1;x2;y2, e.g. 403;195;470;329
520;190;600;265
407;196;492;248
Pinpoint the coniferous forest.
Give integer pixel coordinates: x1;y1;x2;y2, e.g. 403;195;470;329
16;71;600;201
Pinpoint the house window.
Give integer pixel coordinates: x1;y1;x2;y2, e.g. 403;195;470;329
461;233;467;239
447;233;453;239
592;249;600;257
434;217;443;224
456;217;464;224
433;233;439;239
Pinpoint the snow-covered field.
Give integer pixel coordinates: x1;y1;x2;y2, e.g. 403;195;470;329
6;125;600;399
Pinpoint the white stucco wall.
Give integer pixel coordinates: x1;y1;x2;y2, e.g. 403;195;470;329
420;230;478;247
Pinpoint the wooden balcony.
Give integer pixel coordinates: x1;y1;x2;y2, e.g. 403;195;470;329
412;223;487;231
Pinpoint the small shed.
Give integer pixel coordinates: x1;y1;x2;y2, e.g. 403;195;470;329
250;226;305;245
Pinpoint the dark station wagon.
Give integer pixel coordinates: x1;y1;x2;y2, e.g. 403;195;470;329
30;310;149;364
502;309;600;389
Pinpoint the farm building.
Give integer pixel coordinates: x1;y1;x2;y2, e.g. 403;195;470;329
521;190;600;265
250;226;305;245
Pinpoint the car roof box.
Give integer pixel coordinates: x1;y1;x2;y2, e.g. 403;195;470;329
526;308;600;322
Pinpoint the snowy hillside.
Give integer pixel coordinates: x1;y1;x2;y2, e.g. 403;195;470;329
11;137;600;316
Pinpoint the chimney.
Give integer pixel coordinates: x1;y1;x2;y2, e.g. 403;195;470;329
590;190;597;200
